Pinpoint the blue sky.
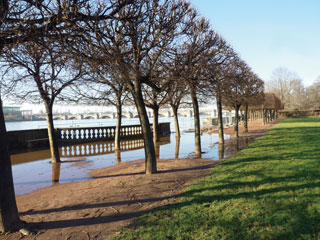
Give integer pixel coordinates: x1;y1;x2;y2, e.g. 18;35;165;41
190;0;320;86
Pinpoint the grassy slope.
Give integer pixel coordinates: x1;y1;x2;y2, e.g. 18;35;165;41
114;117;320;240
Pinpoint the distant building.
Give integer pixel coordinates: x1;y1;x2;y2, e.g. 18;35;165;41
3;106;32;121
3;106;21;114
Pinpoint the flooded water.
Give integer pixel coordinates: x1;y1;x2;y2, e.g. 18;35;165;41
9;117;254;196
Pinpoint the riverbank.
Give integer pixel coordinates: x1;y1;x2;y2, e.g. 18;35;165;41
2;119;278;239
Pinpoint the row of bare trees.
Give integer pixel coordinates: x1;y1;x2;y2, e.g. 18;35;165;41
266;67;320;110
0;0;266;232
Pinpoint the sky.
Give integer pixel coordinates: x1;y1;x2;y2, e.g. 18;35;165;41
6;1;320;111
190;0;320;86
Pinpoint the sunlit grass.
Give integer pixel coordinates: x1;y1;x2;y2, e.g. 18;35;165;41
113;117;320;240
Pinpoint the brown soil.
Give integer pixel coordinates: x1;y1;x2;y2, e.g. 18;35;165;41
1;119;279;240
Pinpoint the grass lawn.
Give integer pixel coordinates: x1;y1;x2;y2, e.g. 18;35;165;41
113;117;320;240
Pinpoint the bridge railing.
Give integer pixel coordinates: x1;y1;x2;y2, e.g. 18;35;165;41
8;122;170;153
56;122;170;144
56;124;144;144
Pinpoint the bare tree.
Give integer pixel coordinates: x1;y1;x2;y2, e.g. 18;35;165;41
222;58;252;138
180;15;223;156
72;58;129;151
0;0;132;232
167;75;189;138
266;67;307;110
263;92;282;124
159;47;191;138
141;56;172;143
2;40;84;164
266;67;292;105
287;78;308;110
242;74;264;133
78;0;191;174
306;77;320;109
142;83;169;142
206;41;233;145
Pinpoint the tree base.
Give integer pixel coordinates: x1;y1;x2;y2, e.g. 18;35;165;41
0;219;25;234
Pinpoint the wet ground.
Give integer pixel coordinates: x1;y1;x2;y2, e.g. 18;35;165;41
9;131;254;196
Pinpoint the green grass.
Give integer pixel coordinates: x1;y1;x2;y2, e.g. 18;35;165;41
113;117;320;240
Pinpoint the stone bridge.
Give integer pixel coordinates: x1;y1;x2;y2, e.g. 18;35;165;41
40;109;216;120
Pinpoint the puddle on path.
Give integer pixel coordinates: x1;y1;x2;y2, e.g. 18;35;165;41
11;132;252;196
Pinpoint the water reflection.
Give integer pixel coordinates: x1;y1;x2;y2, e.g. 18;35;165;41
61;139;146;158
11;138;164;165
154;137;171;159
11;132;254;196
215;136;255;160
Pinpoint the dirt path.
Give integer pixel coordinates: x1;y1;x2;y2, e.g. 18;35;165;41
1;119;279;240
205;118;281;137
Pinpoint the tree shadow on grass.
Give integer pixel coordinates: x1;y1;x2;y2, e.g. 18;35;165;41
22;169;320;238
21;120;320;238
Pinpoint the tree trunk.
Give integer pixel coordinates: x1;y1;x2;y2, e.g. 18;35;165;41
152;105;160;142
114;100;122;150
45;104;61;164
175;136;180;159
234;105;240;138
132;88;156;174
217;93;224;145
154;141;160;159
229;110;232;125
171;105;180;138
190;87;201;157
52;163;61;184
0;99;21;233
219;143;224;160
115;149;121;164
244;103;248;133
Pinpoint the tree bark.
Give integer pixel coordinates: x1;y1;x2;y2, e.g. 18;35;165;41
234;105;240;138
190;87;201;157
218;143;224;160
52;163;61;184
154;141;160;159
0;98;21;233
171;105;180;138
115;149;121;164
114;100;122;150
244;103;248;133
216;93;224;145
45;103;61;164
175;136;180;159
229;110;232;125
132;87;156;174
152;105;160;142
